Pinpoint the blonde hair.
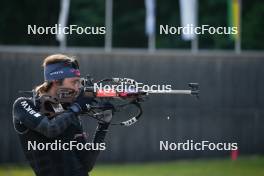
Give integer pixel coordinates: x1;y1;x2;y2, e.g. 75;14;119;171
35;54;79;94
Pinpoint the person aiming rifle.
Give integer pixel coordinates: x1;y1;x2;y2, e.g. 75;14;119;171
12;54;199;176
12;54;111;176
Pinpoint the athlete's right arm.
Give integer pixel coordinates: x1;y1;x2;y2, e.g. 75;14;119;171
12;97;78;138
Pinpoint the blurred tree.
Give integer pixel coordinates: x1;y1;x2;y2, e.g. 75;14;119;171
199;0;231;49
68;0;105;46
112;0;146;48
0;0;59;45
156;0;187;49
0;0;262;50
242;2;264;49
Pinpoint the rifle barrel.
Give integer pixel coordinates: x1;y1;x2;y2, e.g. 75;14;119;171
147;90;192;94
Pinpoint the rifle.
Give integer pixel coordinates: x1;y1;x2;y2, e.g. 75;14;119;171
77;75;199;126
20;76;199;126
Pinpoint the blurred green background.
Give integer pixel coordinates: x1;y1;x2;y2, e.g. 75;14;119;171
1;156;263;176
0;0;263;49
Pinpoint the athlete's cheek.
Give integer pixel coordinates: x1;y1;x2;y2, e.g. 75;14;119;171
72;82;80;92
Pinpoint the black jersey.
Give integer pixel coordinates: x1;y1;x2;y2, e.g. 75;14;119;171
12;97;108;176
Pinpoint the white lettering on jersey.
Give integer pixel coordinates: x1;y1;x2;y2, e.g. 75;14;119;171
20;101;41;117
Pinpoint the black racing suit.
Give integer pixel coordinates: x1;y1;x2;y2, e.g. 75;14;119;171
12;96;108;176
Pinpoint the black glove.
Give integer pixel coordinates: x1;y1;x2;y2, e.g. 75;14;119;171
69;88;93;114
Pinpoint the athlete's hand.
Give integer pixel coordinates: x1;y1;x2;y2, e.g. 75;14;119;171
69;88;93;114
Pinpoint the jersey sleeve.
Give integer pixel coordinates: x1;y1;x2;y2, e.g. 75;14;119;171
74;123;109;172
13;97;77;138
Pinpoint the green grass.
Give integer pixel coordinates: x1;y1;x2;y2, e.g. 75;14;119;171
0;156;263;176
